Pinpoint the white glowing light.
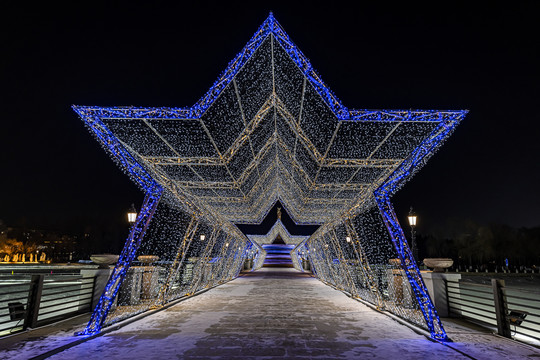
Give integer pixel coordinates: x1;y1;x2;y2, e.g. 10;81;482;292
75;13;464;340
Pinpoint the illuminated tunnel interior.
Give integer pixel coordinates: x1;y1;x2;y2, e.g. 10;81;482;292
73;13;466;340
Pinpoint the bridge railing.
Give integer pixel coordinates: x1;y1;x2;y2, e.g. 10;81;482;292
0;274;95;337
446;276;540;344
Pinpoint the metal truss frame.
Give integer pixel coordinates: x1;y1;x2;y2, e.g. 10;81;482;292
75;12;467;340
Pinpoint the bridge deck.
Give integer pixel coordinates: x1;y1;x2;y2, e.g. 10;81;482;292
1;268;539;359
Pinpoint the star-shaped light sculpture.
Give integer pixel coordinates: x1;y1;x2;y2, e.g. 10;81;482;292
74;13;466;340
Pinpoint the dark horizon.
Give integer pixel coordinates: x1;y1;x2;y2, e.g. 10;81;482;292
1;2;539;242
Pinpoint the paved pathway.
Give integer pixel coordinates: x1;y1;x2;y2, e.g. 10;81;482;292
2;268;540;359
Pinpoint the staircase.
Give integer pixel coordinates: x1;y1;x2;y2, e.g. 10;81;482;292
262;244;295;267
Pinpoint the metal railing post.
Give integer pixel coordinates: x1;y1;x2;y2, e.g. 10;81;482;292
444;279;451;317
492;278;511;338
24;275;44;329
89;275;97;311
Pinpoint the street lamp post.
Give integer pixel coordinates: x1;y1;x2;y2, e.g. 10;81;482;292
127;204;137;224
407;207;418;264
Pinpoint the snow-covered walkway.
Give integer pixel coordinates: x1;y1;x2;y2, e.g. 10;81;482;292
2;268;540;359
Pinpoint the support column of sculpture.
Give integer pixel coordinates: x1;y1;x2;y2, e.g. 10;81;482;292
208;234;232;285
156;215;199;305
320;232;343;286
344;218;384;308
80;188;162;335
187;227;219;295
307;238;327;281
369;119;461;341
329;229;357;296
233;242;250;278
305;238;327;282
226;238;246;281
374;193;447;341
226;239;245;281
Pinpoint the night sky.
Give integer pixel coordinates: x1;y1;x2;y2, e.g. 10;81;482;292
1;2;539;239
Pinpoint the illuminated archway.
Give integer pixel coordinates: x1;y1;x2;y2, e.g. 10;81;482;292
74;13;466;340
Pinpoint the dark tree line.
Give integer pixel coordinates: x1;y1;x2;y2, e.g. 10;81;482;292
416;219;540;268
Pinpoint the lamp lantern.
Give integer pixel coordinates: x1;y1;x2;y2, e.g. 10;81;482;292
127;204;137;224
408;213;417;227
408;207;418;263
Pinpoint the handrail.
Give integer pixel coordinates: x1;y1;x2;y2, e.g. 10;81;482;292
445;276;540;344
0;274;98;337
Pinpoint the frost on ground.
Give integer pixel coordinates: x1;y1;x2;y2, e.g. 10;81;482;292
0;315;88;360
2;269;540;360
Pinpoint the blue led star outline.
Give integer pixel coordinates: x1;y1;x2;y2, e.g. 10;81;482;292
74;12;468;340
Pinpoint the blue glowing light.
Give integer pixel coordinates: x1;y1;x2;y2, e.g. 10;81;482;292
70;110;165;335
74;13;467;340
372;118;465;341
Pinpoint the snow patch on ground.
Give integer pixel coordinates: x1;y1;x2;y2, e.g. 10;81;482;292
2;269;540;359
